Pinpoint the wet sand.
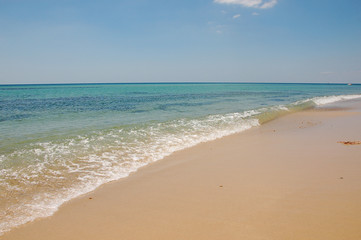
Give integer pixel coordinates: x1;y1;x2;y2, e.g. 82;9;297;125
3;100;361;240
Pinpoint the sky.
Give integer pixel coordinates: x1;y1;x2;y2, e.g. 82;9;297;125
0;0;361;84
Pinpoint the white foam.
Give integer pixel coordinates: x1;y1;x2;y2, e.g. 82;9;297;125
0;110;260;236
312;94;361;106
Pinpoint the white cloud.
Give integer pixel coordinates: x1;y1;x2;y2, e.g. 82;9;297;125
215;24;226;34
259;0;277;9
233;14;241;19
214;0;261;7
214;0;278;9
252;12;260;15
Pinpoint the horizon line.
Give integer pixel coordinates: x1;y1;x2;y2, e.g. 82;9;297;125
0;81;360;86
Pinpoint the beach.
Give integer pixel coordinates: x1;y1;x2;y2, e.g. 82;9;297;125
2;0;361;238
2;99;361;240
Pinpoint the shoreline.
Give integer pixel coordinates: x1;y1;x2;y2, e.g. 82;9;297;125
3;99;361;240
1;92;361;236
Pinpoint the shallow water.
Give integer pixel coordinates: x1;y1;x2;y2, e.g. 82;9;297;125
1;83;361;234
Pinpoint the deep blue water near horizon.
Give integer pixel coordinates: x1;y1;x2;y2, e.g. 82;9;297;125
1;82;361;234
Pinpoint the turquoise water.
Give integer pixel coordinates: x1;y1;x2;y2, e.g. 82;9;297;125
1;83;361;234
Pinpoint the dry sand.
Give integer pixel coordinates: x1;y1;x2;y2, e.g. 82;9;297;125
2;100;361;240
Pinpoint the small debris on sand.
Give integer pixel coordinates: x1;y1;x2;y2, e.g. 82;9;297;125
299;121;322;129
219;185;223;188
337;141;361;145
340;177;343;179
89;197;93;200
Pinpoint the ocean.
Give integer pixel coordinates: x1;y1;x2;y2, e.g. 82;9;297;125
1;82;361;234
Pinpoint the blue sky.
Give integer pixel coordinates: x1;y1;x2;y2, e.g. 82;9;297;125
1;0;361;84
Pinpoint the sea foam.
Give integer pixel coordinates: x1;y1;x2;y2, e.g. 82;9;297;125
311;94;361;105
0;110;259;235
